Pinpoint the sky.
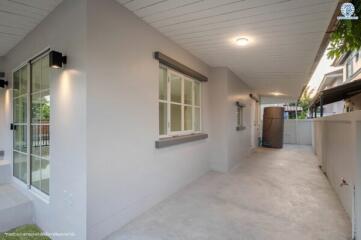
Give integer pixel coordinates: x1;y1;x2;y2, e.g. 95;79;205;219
306;47;342;97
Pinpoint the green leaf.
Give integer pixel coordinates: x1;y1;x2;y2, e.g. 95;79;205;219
328;0;361;59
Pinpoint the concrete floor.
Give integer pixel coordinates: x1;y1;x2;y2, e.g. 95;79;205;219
0;184;33;232
106;145;351;240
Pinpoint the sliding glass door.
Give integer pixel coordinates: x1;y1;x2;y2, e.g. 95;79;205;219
13;53;51;196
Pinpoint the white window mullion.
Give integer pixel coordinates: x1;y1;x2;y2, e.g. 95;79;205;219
26;63;31;188
199;83;202;132
192;81;195;132
167;73;171;135
180;76;184;131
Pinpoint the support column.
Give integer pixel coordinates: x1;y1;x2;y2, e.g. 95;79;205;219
320;96;324;117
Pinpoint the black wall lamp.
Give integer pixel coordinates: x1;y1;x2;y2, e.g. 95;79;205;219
0;79;8;88
49;51;67;69
0;72;8;88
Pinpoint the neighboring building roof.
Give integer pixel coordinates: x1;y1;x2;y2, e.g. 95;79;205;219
332;52;351;67
317;69;343;92
311;78;361;107
352;68;361;82
284;105;303;112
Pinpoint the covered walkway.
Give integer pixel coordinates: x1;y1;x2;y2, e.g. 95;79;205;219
107;145;351;240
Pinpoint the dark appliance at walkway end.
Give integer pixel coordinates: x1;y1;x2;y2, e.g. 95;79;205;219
262;107;284;148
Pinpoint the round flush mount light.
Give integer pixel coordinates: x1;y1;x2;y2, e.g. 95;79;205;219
235;37;249;46
271;92;284;96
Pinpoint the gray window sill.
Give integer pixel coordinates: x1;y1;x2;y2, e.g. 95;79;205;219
155;133;208;148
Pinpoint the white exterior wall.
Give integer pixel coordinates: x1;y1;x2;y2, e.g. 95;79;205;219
250;96;261;149
1;0;87;239
209;68;228;172
323;101;344;116
312;111;361;236
350;51;361;81
342;50;361;83
346;93;361;111
226;70;254;170
312;120;325;166
0;57;4;69
209;67;255;172
0;57;7;155
86;1;211;239
284;119;312;145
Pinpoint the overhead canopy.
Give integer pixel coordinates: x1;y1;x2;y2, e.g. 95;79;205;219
311;78;361;108
0;1;63;56
118;0;339;98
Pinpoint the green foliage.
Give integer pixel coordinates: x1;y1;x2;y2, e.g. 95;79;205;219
297;86;314;119
32;98;50;122
328;0;361;59
0;225;50;240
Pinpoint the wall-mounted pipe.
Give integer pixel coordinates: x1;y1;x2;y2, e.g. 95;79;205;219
340;177;349;187
249;93;259;103
236;101;245;108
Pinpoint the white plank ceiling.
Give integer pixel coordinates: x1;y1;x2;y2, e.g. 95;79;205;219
118;0;338;98
0;0;62;56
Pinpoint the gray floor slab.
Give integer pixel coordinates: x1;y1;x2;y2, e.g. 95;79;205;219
0;184;33;232
0;160;11;184
106;145;351;240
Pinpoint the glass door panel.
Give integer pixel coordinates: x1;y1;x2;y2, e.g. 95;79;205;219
13;65;28;183
30;55;50;194
170;73;182;103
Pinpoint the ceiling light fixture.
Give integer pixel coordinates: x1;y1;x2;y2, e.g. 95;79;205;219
236;37;249;46
271;92;283;96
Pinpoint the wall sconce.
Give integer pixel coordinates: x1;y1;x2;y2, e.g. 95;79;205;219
49;51;67;69
0;73;7;88
0;79;8;88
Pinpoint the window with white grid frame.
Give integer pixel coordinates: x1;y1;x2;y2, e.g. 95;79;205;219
159;66;201;137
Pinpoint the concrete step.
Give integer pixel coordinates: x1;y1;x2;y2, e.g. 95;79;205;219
0;184;33;232
0;160;11;184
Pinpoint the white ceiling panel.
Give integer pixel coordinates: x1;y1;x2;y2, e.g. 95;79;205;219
118;0;338;98
0;0;62;56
